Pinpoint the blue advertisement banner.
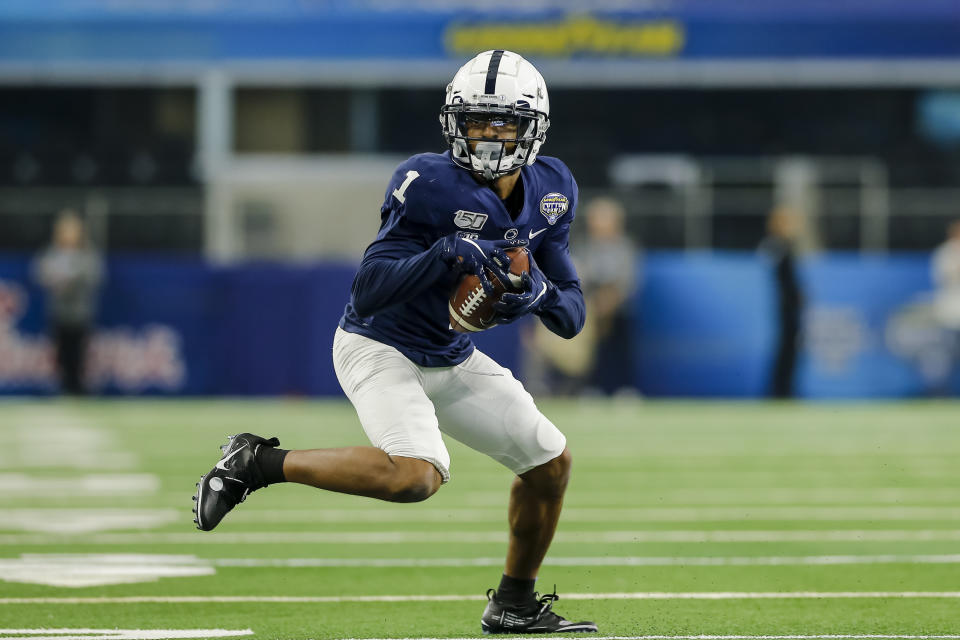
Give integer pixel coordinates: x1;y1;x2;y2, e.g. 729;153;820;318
634;253;775;397
634;252;959;398
797;255;951;399
1;1;959;63
0;256;523;396
1;252;957;398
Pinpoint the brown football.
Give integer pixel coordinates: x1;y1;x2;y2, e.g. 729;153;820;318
448;247;529;333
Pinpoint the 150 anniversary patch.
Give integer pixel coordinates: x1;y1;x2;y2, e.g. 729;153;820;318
539;193;569;225
453;210;488;231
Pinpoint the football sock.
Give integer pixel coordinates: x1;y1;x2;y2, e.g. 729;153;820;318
256;446;289;485
497;574;537;610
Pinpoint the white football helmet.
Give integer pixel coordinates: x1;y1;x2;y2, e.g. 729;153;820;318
440;50;550;181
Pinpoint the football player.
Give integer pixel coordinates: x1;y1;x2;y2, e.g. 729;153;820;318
193;50;595;634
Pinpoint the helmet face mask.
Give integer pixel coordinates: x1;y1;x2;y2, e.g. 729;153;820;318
440;51;550;182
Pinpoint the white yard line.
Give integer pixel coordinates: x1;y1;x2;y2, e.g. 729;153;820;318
3;592;960;604
8;488;957;506
0;554;216;587
0;474;158;497
3;529;960;545
337;636;960;640
225;506;960;523
4;506;959;534
0;629;252;640
0;510;179;534
340;637;960;640
3;407;136;470
1;637;955;640
455;488;960;505
212;554;960;568
3;552;956;585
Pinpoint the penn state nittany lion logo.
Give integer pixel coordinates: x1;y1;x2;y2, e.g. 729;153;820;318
539;193;569;225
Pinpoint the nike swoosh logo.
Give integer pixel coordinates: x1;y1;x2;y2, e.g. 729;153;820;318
215;446;245;471
529;228;547;239
531;282;548;305
462;237;484;253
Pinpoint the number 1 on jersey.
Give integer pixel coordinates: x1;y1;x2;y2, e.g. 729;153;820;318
392;170;420;204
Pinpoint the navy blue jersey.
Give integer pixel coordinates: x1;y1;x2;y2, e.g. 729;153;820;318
339;151;584;367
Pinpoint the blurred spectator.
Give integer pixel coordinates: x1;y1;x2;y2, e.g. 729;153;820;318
33;210;104;395
932;219;960;388
759;205;805;398
577;197;641;395
932;220;960;329
523;197;640;396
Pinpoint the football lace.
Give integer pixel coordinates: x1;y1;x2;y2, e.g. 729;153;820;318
459;284;487;317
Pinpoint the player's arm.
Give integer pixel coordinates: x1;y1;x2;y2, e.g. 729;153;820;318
492;223;585;338
530;226;586;339
494;168;585;337
350;223;512;318
349;227;449;318
351;163;512;318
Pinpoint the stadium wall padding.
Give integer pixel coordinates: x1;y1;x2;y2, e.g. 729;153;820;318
634;251;957;398
0;252;955;398
634;252;776;397
0;255;524;396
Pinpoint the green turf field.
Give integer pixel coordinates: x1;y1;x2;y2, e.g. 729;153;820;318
0;399;958;639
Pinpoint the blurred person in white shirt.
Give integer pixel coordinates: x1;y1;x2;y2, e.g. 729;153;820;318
577;197;641;394
524;197;640;396
932;220;960;331
33;210;103;395
931;220;960;393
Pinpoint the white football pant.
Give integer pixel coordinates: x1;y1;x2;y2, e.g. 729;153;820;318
332;326;566;482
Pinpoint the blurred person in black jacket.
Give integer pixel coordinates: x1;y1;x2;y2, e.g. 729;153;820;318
759;205;805;398
33;210;104;395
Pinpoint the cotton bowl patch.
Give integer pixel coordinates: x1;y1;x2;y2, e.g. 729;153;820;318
539;193;569;225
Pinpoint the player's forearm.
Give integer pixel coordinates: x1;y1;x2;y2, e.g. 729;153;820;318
536;283;585;339
350;241;449;317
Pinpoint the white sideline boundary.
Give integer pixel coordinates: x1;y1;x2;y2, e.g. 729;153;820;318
4;529;960;545
337;636;960;640
212;554;960;567
4;553;957;588
4;592;960;604
0;636;955;640
224;506;960;523
452;488;960;507
0;630;252;640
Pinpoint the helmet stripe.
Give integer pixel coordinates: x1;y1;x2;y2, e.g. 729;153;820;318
484;50;505;95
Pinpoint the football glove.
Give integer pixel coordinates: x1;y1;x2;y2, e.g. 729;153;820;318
439;234;513;294
493;263;554;323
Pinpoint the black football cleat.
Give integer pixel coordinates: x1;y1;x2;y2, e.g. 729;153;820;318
481;587;598;634
192;433;280;531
